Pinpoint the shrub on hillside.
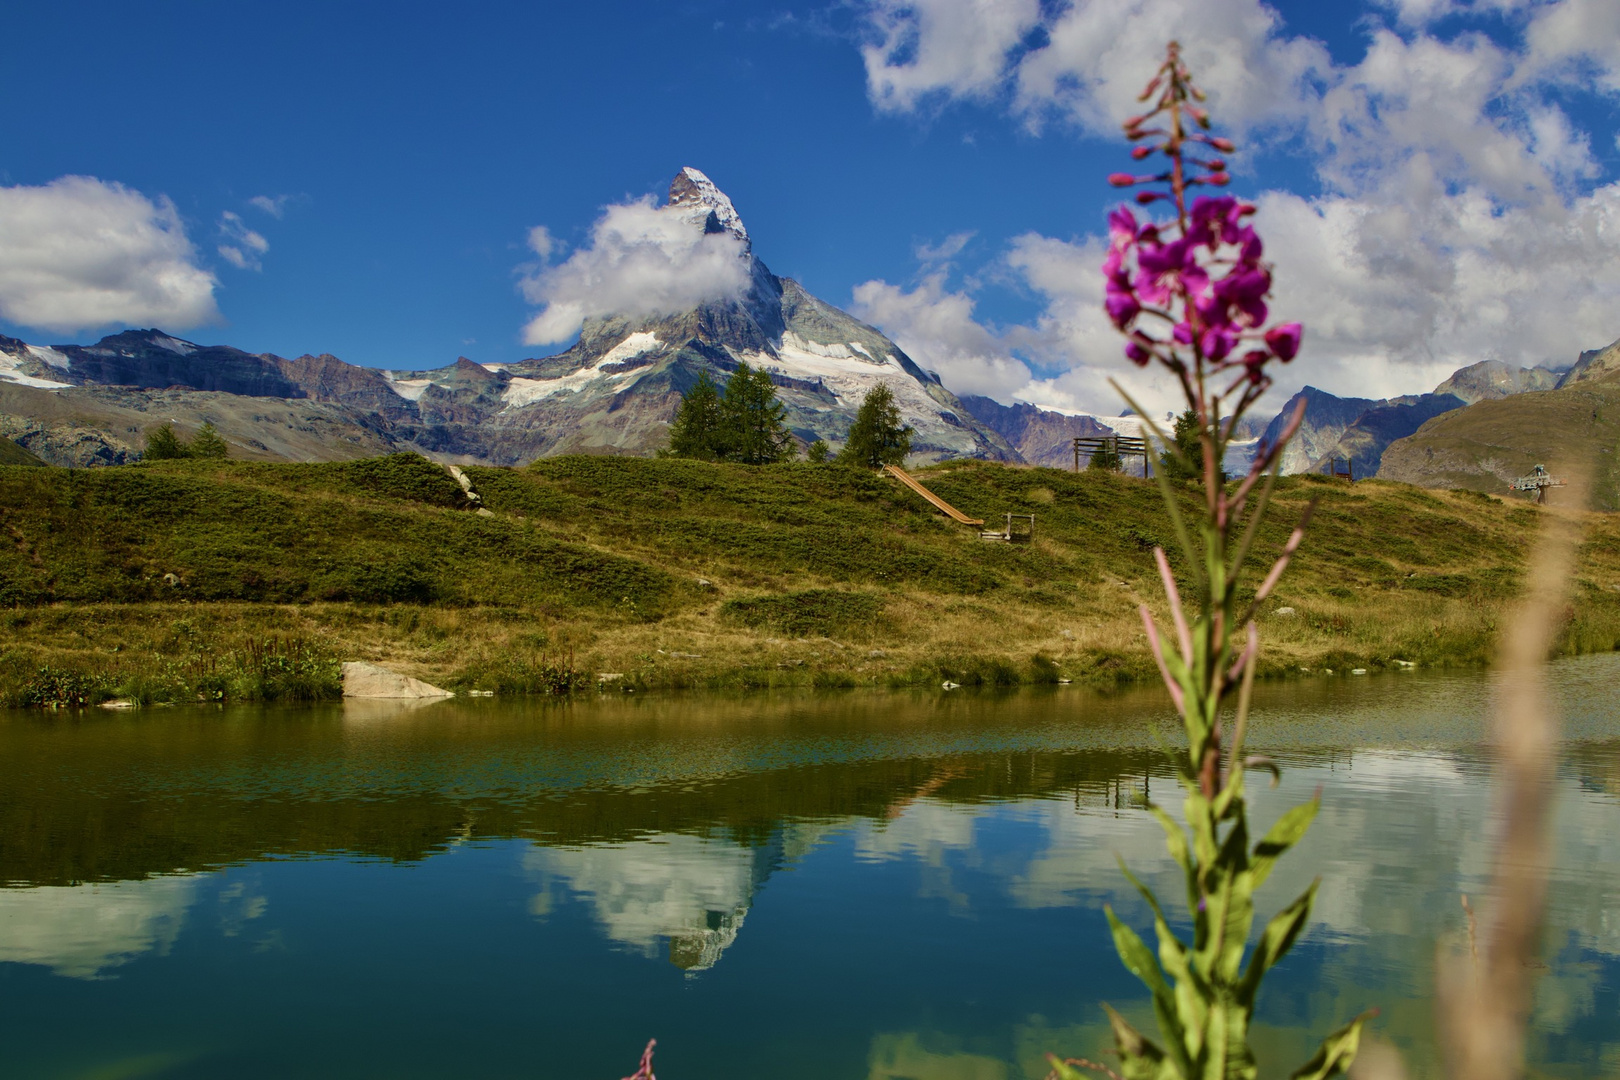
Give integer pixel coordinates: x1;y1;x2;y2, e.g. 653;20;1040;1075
720;589;885;638
144;421;231;460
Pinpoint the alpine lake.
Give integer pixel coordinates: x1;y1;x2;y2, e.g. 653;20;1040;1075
5;656;1620;1079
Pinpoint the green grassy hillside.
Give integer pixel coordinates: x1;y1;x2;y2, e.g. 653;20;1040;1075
3;452;1619;704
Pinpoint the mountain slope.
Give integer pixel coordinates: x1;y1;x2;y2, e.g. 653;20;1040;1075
1308;394;1466;478
1377;371;1620;508
1261;387;1380;473
1556;336;1620;387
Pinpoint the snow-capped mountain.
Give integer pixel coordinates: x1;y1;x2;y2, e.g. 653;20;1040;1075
0;169;1015;466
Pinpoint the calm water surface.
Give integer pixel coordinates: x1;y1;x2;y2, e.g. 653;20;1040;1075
4;658;1620;1078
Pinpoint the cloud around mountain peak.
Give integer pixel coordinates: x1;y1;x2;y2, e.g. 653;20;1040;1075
519;171;752;347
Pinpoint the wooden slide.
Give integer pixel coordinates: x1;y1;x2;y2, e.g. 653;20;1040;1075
883;464;984;526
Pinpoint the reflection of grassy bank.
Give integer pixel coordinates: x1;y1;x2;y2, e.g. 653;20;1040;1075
4;454;1620;704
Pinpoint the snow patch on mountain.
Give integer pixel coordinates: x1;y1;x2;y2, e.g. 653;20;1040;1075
0;351;72;390
742;338;964;441
503;354;657;409
600;332;664;366
152;336;197;356
26;345;71;370
384;376;435;401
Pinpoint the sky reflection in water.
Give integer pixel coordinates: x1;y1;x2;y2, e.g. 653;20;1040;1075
2;658;1619;1078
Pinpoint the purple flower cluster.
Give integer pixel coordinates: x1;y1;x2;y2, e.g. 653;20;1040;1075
1105;196;1301;391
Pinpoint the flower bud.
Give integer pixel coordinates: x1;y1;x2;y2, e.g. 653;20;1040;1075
1108;173;1137;187
1208;173;1230;186
1135;191;1165;204
1264;323;1303;362
1210;137;1235;152
1131;145;1154;160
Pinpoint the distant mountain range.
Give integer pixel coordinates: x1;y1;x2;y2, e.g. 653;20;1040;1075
0;168;1016;468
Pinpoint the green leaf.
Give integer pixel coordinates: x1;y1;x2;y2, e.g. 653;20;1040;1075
1251;799;1319;889
1102;1003;1181;1080
1213;869;1256;983
1238;879;1319;1005
1106;905;1171;1001
1288;1011;1375;1080
1145;804;1198;912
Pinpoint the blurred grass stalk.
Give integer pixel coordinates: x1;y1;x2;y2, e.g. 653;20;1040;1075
1360;469;1589;1080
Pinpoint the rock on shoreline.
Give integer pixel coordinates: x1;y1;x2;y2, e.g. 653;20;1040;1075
341;661;453;699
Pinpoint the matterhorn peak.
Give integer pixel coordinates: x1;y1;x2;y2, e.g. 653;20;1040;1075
668;167;749;249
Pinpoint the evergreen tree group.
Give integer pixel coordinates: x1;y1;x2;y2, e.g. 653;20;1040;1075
667;367;915;469
145;422;231;461
666;363;794;464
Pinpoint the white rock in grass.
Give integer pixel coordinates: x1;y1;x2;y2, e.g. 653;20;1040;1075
341;661;453;699
1274;607;1297;617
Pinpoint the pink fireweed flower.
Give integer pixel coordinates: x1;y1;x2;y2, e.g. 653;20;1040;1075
1107;207;1139;245
1265;322;1303;362
1106;286;1141;330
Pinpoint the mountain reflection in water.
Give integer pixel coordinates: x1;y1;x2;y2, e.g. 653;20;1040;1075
3;659;1620;1078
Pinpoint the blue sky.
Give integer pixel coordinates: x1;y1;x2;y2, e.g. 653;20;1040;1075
2;0;1617;415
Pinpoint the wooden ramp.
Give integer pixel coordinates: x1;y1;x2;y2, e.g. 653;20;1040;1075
883;464;984;526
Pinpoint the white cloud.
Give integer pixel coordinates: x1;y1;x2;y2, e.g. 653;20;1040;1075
217;210;270;272
0;176;220;334
1013;0;1331;137
847;0;1620;410
519;198;750;346
849;272;1032;398
1519;0;1620;91
247;194;292;219
915;230;975;264
861;0;1042;113
526;224;557;260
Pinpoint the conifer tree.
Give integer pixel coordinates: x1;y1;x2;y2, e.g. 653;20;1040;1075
667;371;725;460
837;384;913;469
144;424;191;460
805;439;830;464
718;362;793;465
189;422;230;460
1160;408;1207;482
1087;441;1123;472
